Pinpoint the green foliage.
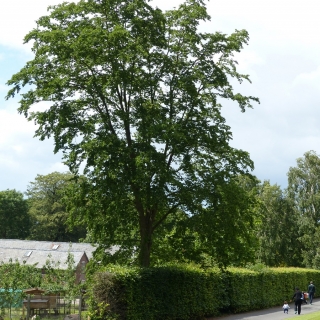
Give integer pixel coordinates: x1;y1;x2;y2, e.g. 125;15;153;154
245;262;270;272
0;260;41;291
41;250;79;302
0;189;30;239
255;181;301;267
0;254;81;318
151;175;259;268
222;267;320;313
0;260;42;318
0;251;84;320
7;0;259;267
86;272;119;320
88;264;224;320
0;256;79;294
26;172;86;242
87;265;320;320
287;151;320;268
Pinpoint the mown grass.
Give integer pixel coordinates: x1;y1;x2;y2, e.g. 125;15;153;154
287;310;320;319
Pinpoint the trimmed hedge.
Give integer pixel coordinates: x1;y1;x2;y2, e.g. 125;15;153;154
87;265;320;320
227;267;320;313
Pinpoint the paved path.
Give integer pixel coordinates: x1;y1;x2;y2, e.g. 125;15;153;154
210;299;320;320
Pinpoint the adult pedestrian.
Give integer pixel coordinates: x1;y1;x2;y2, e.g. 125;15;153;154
308;281;316;304
292;287;303;315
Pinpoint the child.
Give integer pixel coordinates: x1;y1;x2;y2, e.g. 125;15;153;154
283;301;290;314
301;291;308;304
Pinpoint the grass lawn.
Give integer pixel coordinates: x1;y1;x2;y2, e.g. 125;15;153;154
287;311;320;319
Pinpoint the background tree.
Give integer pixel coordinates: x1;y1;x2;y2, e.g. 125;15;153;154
7;0;258;267
26;172;87;242
255;181;301;267
0;189;29;239
287;150;320;267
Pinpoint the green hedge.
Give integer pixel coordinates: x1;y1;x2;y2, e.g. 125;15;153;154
87;265;320;320
227;267;320;313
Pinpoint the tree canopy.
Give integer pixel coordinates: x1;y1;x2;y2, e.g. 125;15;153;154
7;0;258;267
26;172;87;242
254;181;301;267
287;150;320;267
0;189;30;239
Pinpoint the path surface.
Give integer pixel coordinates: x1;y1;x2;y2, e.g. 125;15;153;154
209;299;320;320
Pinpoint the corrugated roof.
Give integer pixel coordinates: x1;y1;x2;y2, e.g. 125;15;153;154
0;239;96;270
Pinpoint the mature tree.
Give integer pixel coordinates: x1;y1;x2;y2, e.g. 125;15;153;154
7;0;258;267
255;181;301;267
0;189;30;239
287;150;320;267
26;172;87;242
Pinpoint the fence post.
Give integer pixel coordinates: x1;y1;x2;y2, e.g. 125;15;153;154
79;294;82;320
27;294;30;319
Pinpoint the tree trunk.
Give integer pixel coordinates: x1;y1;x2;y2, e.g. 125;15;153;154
139;211;154;267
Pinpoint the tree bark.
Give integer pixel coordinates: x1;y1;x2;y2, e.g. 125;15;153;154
139;210;154;267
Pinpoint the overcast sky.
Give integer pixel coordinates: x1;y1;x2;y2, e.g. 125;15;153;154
1;0;320;192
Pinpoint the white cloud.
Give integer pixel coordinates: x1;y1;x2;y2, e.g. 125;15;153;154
0;108;34;145
293;67;320;91
47;162;69;173
0;102;66;190
0;1;65;50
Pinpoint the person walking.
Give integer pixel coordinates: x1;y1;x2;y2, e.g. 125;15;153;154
308;281;316;305
282;300;290;314
292;287;303;315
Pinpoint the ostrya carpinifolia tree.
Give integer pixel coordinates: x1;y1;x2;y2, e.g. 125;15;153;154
7;0;258;267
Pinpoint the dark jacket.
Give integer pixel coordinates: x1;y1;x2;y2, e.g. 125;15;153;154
293;290;303;302
308;284;315;293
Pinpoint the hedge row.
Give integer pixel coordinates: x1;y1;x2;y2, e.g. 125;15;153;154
87;265;320;320
227;267;320;312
